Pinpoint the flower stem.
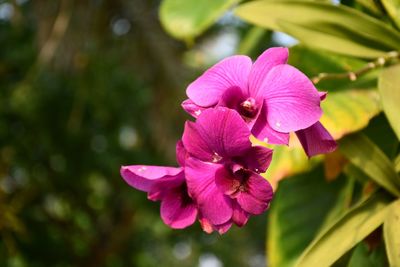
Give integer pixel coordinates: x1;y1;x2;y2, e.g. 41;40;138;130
311;51;400;84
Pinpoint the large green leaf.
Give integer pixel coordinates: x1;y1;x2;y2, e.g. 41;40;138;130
381;0;400;29
340;133;400;197
159;0;238;40
295;191;392;267
267;167;351;267
384;199;400;267
235;1;400;58
379;64;400;141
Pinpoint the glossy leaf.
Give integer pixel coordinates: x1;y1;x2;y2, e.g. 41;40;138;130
384;199;400;267
296;192;392;267
267;167;351;267
235;1;400;58
379;64;400;141
340;133;400;197
159;0;238;40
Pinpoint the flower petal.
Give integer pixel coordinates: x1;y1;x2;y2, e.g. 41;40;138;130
181;99;206;118
160;188;198;229
176;140;187;167
215;166;240;195
261;64;322;132
120;165;183;192
185;157;233;225
199;215;233;234
237;172;273;215
185;107;252;161
240;146;273;173
248;47;289;98
186;55;252;107
296;121;337;157
232;201;249;227
251;101;289;145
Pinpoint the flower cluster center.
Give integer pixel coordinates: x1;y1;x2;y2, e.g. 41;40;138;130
239;97;258;119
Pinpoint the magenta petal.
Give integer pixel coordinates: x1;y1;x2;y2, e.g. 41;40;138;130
217;86;246;109
182;121;213;162
176;140;187;167
185;157;233;225
120;165;183;192
261;64;322;132
237;172;273;215
215;167;240;195
160;189;198;229
232;201;249;227
251;101;290;145
296;121;337;157
248;47;289;98
319;91;327;101
181;99;206;118
194;107;252;159
241;146;273;173
187;55;252;107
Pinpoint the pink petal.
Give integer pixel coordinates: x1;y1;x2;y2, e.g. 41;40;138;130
240;146;273;173
215;167;240;195
251;101;290;145
120;165;183;192
295;121;337;157
176;140;187;167
183;107;252;162
160;188;198;229
248;47;289;98
186;56;252;107
199;215;233;234
232;201;249;227
185;157;233;225
319;91;327;101
261;64;322;132
181;99;206;118
237;172;273;215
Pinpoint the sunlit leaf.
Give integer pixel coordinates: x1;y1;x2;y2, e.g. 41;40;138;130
235;1;400;58
340;133;400;196
384;199;400;267
159;0;238;40
379;64;400;141
295;192;392;267
267;167;351;267
381;0;400;29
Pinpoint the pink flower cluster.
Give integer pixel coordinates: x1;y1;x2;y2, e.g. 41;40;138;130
120;47;337;234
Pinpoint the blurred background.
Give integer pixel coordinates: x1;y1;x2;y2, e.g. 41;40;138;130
0;0;291;266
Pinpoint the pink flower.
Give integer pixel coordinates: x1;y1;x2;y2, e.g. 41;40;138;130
182;47;336;157
120;143;197;229
182;107;274;233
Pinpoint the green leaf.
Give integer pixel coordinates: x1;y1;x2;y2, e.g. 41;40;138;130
384;199;400;267
267;166;351;267
381;0;400;29
340;133;400;196
235;1;400;58
395;154;400;173
348;241;388;267
159;0;238;41
295;191;392;267
379;64;400;141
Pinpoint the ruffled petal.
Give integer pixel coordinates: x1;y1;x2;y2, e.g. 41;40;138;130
182;121;213;162
251;101;290;145
120;165;183;192
237;172;273;215
185;157;233;225
181;99;206;118
261;64;322;132
248;47;289;98
187;56;252;107
160;188;198;229
295;121;337;157
199;215;233;234
191;107;252;160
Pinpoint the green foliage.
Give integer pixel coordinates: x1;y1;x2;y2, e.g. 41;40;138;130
379;64;400;140
384;199;400;267
159;0;239;41
296;192;392;267
235;0;400;58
